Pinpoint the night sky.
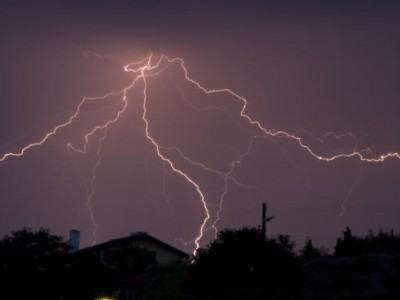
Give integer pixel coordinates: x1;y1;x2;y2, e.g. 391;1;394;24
1;1;400;254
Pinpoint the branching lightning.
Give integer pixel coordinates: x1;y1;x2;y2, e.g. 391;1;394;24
83;128;108;245
1;53;400;255
210;135;260;238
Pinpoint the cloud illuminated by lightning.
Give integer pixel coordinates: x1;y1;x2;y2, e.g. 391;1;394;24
1;53;400;256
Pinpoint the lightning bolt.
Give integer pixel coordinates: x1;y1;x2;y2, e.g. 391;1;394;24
210;135;261;238
340;162;364;217
1;53;400;256
72;128;108;245
139;62;209;255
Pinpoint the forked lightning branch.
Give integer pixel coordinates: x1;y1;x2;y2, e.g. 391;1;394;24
1;53;399;255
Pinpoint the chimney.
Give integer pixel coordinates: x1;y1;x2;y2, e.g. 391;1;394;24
69;229;80;252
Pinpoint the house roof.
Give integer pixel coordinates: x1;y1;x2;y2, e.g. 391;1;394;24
75;232;189;258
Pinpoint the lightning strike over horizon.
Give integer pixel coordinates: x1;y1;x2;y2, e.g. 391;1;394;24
1;53;400;255
85;128;109;245
210;135;262;239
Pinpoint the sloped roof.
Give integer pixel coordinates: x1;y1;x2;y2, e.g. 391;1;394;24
75;232;189;258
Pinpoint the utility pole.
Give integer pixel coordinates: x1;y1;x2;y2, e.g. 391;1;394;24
261;202;275;240
261;202;267;239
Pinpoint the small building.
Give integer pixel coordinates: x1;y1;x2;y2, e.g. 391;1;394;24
74;232;189;268
68;231;189;300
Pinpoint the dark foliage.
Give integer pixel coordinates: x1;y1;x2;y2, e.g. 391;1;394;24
335;227;400;256
188;228;301;299
3;226;400;299
300;237;324;261
0;227;70;299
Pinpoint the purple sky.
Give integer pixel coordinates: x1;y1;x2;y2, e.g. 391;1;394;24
1;1;400;254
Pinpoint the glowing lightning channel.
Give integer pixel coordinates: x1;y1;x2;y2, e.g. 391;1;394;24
0;55;148;249
340;162;364;217
138;59;210;256
86;128;108;245
64;56;154;244
65;128;110;245
210;136;260;238
0;92;119;162
162;145;252;190
160;55;400;163
150;55;400;248
145;56;400;245
1;53;400;257
0;53;150;162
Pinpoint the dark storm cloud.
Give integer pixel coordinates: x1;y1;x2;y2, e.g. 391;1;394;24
1;0;400;253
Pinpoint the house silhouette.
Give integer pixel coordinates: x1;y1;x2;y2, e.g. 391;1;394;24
69;231;189;300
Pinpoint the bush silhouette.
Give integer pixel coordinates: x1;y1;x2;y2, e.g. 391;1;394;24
335;227;400;257
0;227;70;299
189;227;300;298
300;237;325;261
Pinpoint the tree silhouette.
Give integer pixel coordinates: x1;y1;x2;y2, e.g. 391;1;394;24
335;227;358;256
189;227;300;299
300;237;323;261
336;227;400;257
0;227;70;299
